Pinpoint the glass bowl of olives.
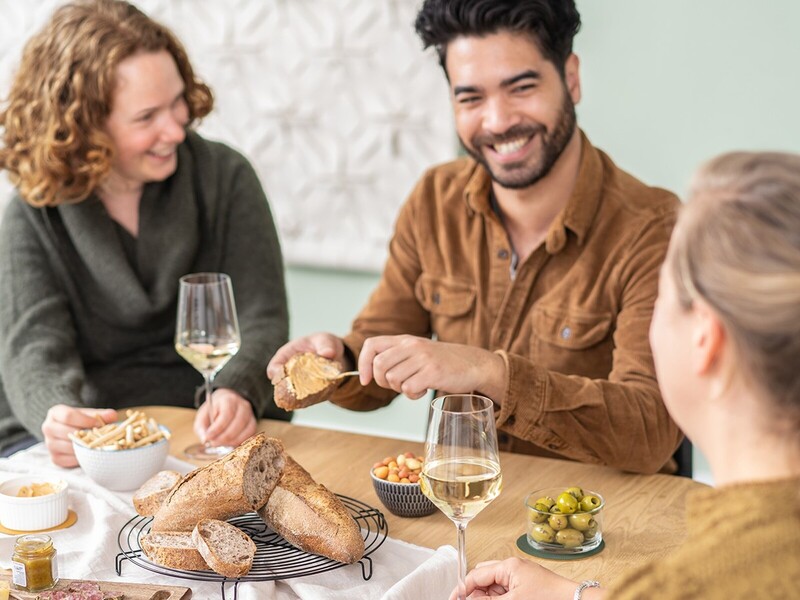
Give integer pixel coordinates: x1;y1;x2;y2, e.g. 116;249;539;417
525;486;604;555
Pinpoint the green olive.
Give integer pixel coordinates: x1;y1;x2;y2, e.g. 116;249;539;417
528;507;548;524
535;496;556;510
565;486;584;501
556;492;579;514
568;513;596;532
584;522;599;540
549;504;563;514
579;494;602;512
555;528;584;548
529;523;556;544
548;513;569;531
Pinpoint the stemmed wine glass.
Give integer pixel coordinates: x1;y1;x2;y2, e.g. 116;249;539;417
420;394;502;600
175;272;241;460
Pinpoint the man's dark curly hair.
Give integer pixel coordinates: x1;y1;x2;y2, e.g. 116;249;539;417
414;0;581;76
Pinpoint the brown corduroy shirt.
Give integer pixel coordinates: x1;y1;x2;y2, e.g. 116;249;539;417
333;132;683;474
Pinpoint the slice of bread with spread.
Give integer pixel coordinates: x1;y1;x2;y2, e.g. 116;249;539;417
151;433;285;532
257;455;365;564
272;352;343;410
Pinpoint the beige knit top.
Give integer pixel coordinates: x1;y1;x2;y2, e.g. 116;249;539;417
608;476;800;599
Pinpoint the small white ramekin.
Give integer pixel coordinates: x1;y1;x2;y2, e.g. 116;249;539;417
0;476;69;531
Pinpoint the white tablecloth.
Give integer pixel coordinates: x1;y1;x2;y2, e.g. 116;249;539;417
0;444;457;599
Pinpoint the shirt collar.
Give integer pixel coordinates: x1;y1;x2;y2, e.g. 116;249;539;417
462;129;605;254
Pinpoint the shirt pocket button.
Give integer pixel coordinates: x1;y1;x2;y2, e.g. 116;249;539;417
560;326;572;340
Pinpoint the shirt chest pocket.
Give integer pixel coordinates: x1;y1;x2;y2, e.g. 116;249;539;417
530;305;614;377
415;274;476;344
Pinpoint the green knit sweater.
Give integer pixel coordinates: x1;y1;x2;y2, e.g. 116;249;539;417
609;476;800;599
0;131;290;451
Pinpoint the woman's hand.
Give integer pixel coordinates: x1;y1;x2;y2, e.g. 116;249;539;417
194;388;257;448
42;405;118;467
450;558;590;600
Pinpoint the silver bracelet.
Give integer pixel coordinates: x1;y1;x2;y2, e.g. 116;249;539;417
574;580;601;600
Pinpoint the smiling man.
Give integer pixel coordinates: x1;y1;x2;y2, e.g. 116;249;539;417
268;0;683;474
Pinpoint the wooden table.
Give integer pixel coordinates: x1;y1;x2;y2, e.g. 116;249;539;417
148;406;705;585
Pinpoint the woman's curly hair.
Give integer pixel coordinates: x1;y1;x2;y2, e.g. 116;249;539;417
0;0;213;207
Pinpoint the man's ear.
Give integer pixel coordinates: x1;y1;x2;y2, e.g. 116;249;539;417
564;53;581;104
693;300;725;375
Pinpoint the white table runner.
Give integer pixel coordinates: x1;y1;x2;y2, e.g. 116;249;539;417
0;444;457;600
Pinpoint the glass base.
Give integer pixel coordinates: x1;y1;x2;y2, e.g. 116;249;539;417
184;442;234;460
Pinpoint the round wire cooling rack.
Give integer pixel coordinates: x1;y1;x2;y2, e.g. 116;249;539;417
116;494;388;600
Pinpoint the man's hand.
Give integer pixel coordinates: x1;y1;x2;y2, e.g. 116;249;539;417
450;558;593;600
42;405;119;468
194;388;257;448
358;335;506;402
266;332;347;381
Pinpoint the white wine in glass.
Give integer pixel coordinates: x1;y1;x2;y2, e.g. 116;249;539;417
175;272;241;460
420;394;502;600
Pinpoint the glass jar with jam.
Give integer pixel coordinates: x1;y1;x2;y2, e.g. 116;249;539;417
11;534;58;592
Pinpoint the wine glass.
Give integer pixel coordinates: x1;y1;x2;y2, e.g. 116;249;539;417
174;272;241;459
420;394;502;600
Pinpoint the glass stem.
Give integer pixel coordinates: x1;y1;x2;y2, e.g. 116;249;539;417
203;373;213;445
455;521;468;600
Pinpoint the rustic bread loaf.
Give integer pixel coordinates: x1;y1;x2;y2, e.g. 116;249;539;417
151;433;285;532
140;531;209;571
272;352;342;410
133;470;183;516
257;455;365;564
193;519;257;578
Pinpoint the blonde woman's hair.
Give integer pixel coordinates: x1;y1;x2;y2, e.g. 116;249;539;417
0;0;213;207
671;151;800;419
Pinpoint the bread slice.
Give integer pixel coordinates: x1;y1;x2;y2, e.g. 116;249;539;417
193;519;256;578
151;433;285;532
273;352;343;410
140;531;209;571
133;470;183;516
257;455;365;564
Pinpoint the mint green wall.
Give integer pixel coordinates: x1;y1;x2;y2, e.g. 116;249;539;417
285;1;800;477
286;267;432;442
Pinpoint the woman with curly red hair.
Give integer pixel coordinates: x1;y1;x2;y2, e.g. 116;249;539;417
0;0;289;465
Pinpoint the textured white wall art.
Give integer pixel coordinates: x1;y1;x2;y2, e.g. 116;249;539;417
0;0;457;271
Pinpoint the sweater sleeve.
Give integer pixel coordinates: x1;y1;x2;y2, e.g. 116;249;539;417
208;155;290;421
0;200;86;439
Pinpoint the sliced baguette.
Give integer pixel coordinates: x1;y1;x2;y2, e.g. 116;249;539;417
133;470;183;516
257;455;365;564
272;352;342;410
193;519;257;578
151;433;285;532
140;531;209;571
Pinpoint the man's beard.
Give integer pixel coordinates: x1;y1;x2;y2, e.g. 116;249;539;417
460;89;577;190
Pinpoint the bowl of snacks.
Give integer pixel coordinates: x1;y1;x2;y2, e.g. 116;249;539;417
525;486;604;555
370;452;436;518
0;477;69;531
71;410;171;491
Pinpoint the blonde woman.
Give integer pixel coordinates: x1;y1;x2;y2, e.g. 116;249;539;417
0;0;289;465
455;151;800;599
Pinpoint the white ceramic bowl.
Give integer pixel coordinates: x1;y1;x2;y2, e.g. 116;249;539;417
72;425;170;491
0;476;69;531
